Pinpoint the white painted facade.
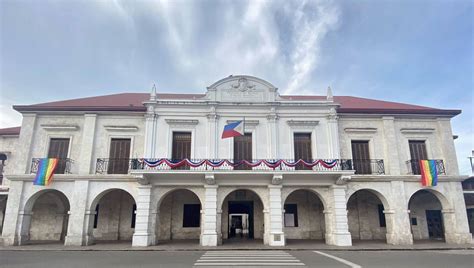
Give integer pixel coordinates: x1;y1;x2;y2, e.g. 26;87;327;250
0;75;471;247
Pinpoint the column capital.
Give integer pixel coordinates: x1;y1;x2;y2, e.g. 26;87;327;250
204;173;216;185
271;173;283;185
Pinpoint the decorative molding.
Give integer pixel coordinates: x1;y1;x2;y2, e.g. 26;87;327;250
344;128;377;134
286;120;319;127
335;175;351;185
165;119;199;127
205;174;216;185
40;124;79;131
227;120;259;127
271;174;283;185
400;128;435;134
104;125;139;132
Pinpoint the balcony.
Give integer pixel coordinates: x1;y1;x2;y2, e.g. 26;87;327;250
96;158;356;174
405;159;446;175
341;159;385;175
31;158;73;174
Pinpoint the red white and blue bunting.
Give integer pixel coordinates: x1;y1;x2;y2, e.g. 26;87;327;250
139;158;339;169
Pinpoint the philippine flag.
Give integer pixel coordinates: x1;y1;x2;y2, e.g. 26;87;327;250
221;120;244;139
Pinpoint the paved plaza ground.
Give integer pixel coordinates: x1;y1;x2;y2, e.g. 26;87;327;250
1;249;473;268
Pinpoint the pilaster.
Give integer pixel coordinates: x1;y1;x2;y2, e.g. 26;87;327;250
17;114;37;174
132;185;156;246
65;180;91;246
201;179;218;246
268;183;285;246
382;116;401;175
144;107;158;158
386;181;413;245
327;108;340;159
324;185;352;246
1;180;25;245
78;114;97;174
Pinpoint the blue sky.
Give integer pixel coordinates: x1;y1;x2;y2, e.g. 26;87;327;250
0;0;472;174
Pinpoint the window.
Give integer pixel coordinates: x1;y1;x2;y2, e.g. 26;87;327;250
284;204;298;227
172;132;192;170
131;204;137;228
411;217;418;225
234;133;252;170
351;140;372;174
294;133;312;170
93;204;99;229
183;204;201;227
108;138;131;174
47;138;70;174
409;140;428;175
378;204;386;227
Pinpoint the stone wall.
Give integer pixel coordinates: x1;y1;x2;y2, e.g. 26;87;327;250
409;191;442;240
93;190;135;241
221;190;264;240
157;189;201;240
284;190;325;239
29;192;69;241
347;190;386;240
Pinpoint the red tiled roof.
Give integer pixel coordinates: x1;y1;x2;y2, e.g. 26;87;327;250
0;126;21;136
12;92;460;116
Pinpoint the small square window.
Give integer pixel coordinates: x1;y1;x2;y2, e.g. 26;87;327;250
411;217;417;225
183;204;201;228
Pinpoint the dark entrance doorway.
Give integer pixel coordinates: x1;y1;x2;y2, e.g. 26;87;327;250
228;201;254;239
426;210;444;239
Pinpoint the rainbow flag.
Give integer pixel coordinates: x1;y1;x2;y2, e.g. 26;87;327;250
33;158;59;186
419;160;438;186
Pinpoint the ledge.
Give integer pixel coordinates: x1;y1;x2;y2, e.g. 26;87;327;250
5;174;137;182
165;119;199;126
286;120;319;127
104;125;139;132
350;174;468;182
400;128;435;134
344;127;377;133
41;124;79;131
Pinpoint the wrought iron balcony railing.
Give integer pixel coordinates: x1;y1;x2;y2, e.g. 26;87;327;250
96;158;355;173
405;159;446;175
341;159;385;175
30;158;73;175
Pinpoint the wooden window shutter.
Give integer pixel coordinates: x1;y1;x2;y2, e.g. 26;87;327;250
47;138;70;174
351;140;372;174
294;133;312;170
234;133;252;170
108;138;131;174
172;132;192;170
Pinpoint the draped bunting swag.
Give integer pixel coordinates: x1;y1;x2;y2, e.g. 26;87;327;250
139;158;339;169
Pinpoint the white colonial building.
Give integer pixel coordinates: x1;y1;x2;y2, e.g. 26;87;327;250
0;75;471;247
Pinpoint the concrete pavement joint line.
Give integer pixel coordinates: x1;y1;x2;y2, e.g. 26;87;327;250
313;250;362;268
194;250;306;266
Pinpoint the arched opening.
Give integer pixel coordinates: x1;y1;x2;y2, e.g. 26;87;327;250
462;178;474;235
0;195;7;234
91;189;136;244
284;189;325;245
25;190;70;244
156;189;202;245
221;189;264;244
408;190;446;243
347;189;388;244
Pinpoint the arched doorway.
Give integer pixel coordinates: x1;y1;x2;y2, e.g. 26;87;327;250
156;189;201;244
90;189;136;244
408;190;446;242
347;190;388;243
0;195;6;234
221;189;264;244
284;189;325;244
25;190;70;244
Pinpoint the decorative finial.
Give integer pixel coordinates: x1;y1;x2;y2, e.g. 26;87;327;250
150;84;157;101
326;86;333;101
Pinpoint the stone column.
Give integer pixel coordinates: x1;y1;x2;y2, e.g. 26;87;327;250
442;182;472;244
132;185;156;246
382;116;401;175
78;114;97;174
1;180;25;245
201;177;218;246
385;181;413;245
65;180;91;246
268;183;285;246
324;185;352;246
